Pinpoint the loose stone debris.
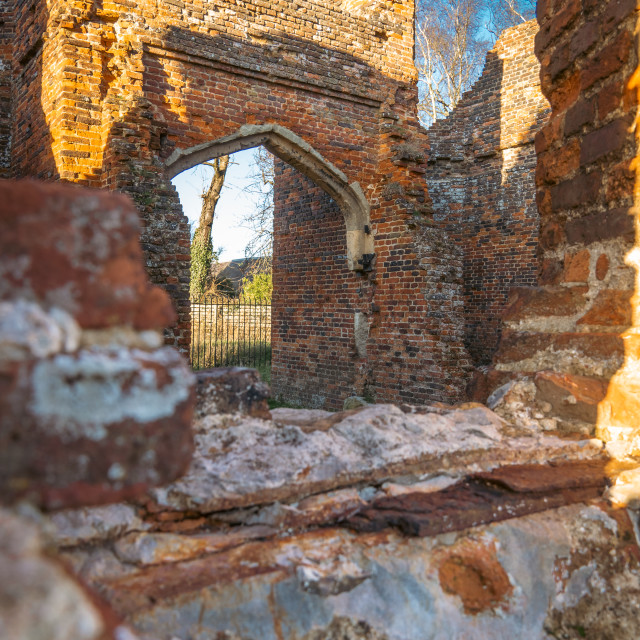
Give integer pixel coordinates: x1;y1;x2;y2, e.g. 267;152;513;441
33;377;640;640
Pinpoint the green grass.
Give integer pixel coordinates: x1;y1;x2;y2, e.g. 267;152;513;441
191;341;271;380
256;359;271;384
267;397;305;410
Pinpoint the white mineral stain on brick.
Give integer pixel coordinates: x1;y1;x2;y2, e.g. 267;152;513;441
0;301;80;361
0;255;30;299
31;347;192;441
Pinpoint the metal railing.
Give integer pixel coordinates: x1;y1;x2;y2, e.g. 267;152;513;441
190;296;272;372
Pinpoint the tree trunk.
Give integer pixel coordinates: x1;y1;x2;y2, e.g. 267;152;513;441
190;155;230;299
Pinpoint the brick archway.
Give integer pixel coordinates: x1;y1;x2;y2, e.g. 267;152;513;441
6;0;475;408
166;124;374;272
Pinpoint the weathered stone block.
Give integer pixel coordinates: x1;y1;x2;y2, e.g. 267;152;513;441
565;207;635;245
145;402;606;516
580;29;632;91
195;367;270;419
495;330;624;370
564;97;596;136
502;286;588;322
537;138;580;184
96;503;640;640
577;289;633;327
0;346;195;509
580;116;632;166
550;169;601;210
0;180;175;330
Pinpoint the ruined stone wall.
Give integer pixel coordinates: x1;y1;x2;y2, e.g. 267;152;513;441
5;0;477;407
271;162;359;410
0;0;12;177
486;0;640;438
272;156;471;410
426;21;550;367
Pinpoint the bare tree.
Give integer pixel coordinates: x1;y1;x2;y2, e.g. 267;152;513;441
416;0;535;127
239;146;274;277
190;155;230;300
416;0;487;126
485;0;535;39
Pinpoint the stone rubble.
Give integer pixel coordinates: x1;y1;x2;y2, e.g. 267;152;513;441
37;375;640;640
3;0;640;630
0;507;145;640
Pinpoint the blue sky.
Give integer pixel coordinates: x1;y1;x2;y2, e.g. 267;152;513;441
171;148;261;261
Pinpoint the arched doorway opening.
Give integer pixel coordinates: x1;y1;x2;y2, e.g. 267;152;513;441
168;125;374;409
165;124;374;272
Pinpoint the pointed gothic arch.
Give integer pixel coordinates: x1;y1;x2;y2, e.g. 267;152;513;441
165;124;374;271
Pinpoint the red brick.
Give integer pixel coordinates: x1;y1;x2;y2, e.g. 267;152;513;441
564;98;596;136
548;70;581;112
581;30;632;91
538;138;581;184
535;117;563;155
550;169;602;210
539;257;563;285
580;116;632;166
496;331;624;364
540;220;565;249
565;207;634;244
595;254;610;280
502;286;588;322
601;0;640;35
562;249;590;282
577;289;633;326
606;159;635;203
535;0;582;54
569;21;599;60
598;80;625;121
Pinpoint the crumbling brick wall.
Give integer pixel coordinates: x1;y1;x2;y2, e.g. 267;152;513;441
426;20;550;366
485;0;640;438
0;0;12;177
0;180;194;509
4;0;475;408
272;156;471;409
271;162;359;409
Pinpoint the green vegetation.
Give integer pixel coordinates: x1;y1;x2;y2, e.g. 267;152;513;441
192;339;271;381
190;238;215;300
241;272;273;302
267;397;304;410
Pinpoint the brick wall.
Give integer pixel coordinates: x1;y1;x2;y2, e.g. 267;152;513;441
5;0;417;353
272;153;471;409
0;0;12;177
271;161;360;410
9;0;57;180
485;0;640;437
426;21;550;366
6;0;476;407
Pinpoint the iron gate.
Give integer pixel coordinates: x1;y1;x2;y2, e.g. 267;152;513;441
190;296;272;372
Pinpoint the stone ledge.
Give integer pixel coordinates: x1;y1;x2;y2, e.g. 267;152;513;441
144;403;606;515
